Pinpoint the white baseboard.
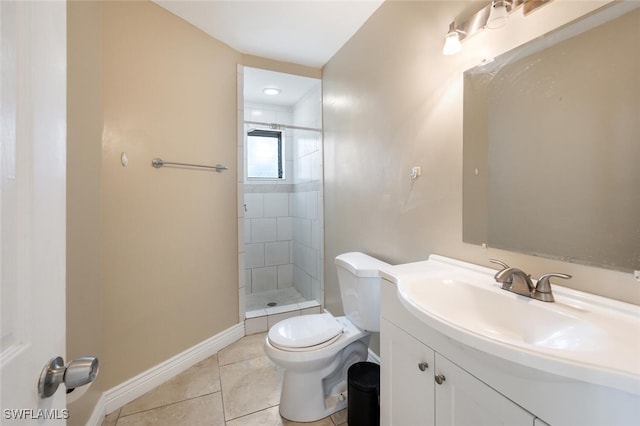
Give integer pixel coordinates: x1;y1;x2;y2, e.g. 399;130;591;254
87;394;106;426
89;323;244;424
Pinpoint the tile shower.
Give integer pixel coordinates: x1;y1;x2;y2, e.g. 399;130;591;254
239;67;323;332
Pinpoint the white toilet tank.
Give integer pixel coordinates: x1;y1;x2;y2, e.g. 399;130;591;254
335;252;391;332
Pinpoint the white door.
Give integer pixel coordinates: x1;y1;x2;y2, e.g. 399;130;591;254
1;0;68;423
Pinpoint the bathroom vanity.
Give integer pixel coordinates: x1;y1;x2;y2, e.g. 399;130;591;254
379;256;640;426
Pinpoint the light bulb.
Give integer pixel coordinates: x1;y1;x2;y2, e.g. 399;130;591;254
443;31;462;56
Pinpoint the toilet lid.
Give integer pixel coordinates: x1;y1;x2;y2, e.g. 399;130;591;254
268;313;344;349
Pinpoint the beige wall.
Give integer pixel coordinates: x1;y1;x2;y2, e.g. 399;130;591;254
322;0;640;342
67;1;104;422
67;4;242;419
100;0;241;388
242;54;322;79
66;1;327;421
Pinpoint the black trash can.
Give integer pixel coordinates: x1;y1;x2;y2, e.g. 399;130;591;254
347;361;380;426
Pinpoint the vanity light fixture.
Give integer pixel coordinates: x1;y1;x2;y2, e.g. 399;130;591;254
263;87;281;96
442;0;551;56
486;0;512;29
442;22;464;56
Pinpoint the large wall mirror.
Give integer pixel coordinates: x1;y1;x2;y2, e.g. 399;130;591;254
463;2;640;272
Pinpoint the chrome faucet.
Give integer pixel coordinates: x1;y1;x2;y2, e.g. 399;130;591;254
490;259;571;302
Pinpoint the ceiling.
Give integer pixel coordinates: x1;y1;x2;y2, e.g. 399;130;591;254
153;0;384;68
243;67;320;106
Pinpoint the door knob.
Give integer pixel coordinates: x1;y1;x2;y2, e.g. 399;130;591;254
435;374;446;385
38;356;99;398
418;362;429;371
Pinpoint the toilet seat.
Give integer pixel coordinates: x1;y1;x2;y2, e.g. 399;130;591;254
268;313;344;351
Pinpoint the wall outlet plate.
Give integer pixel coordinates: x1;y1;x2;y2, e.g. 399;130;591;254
634;270;640;282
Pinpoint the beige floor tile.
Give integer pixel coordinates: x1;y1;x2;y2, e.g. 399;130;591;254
101;409;120;426
218;332;267;366
120;355;221;416
220;355;283;421
116;392;224;426
330;408;348;425
226;406;335;426
225;406;284;426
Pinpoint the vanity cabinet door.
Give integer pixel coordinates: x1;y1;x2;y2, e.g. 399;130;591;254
381;318;435;426
434;354;534;426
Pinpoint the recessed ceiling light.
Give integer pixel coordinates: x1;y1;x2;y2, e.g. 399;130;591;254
263;88;281;96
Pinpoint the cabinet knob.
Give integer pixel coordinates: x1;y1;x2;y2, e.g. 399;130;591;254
435;374;446;385
418;362;429;371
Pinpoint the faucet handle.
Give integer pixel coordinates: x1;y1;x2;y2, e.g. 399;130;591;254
489;259;511;281
534;273;572;302
489;259;510;270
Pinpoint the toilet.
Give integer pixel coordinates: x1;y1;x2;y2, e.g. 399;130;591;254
263;252;390;422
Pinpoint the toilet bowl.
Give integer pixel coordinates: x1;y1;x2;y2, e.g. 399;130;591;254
263;252;390;422
264;314;370;421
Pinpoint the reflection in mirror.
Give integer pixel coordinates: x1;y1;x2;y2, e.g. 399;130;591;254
463;3;640;272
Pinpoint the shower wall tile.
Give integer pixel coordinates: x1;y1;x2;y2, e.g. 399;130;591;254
245;244;264;269
294;218;312;246
311;150;322;182
275;110;293;126
252;266;277;293
292;83;321;128
245;273;252;294
244;193;263;218
311;221;322;250
244;188;294;295
294;266;313;300
295;155;312;184
293;192;306;218
284;132;293;158
242;90;322;304
306;192;318;220
311;278;322;304
288;194;295;216
244;219;251;244
276;217;292;241
246;107;277;124
306;247;318;279
251;218;277;242
277;264;293;288
265;241;289;266
284;160;294;181
263;193;288;217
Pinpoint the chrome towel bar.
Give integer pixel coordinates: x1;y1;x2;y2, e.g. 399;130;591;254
151;158;228;173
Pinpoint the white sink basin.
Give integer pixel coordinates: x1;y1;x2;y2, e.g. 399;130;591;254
380;255;640;396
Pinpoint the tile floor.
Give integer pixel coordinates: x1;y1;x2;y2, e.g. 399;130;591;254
101;332;347;425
